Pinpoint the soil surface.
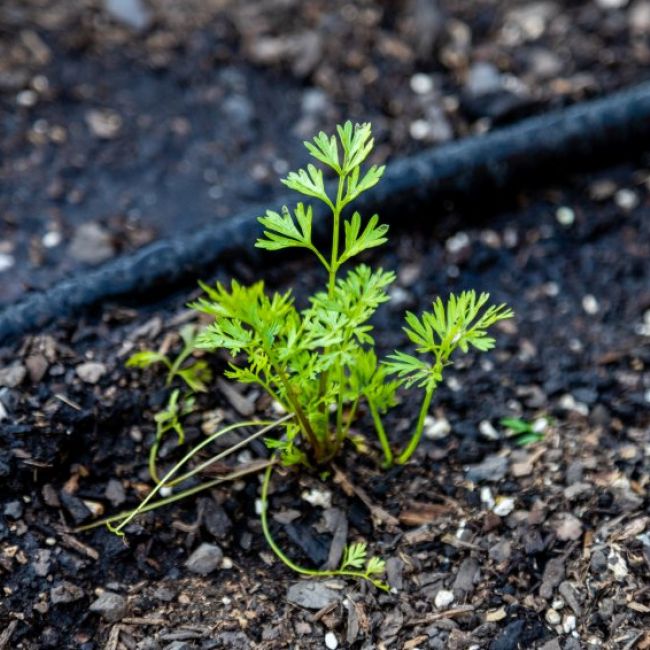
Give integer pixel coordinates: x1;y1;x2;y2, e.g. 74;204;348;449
2;0;650;303
1;160;649;649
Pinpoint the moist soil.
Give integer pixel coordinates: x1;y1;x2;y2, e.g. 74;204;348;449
3;0;650;303
1;161;649;649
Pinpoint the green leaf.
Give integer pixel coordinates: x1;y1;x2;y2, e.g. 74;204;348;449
256;203;315;252
341;542;367;570
126;350;171;370
339;212;389;264
344;165;385;205
304;132;340;173
365;556;386;576
383;351;438;389
337;121;374;173
281;164;331;206
176;360;212;393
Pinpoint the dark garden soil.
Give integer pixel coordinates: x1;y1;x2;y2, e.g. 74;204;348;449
1;159;649;649
3;0;650;303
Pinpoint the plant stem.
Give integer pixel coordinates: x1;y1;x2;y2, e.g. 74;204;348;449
328;174;345;296
260;462;389;591
367;398;393;467
75;460;273;532
107;416;292;536
395;385;435;465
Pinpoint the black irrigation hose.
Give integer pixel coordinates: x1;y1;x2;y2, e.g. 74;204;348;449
2;81;650;344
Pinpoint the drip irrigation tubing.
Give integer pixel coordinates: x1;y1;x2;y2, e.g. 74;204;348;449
2;81;650;344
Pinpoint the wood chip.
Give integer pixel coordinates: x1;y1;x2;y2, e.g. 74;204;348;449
399;501;452;526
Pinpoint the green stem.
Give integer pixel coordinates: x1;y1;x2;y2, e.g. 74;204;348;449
395;385;435;465
75;460;273;532
367;398;393;467
260;462;389;591
107;416;293;536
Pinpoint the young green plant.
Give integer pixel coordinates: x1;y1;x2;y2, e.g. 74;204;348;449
193;122;514;468
99;121;512;592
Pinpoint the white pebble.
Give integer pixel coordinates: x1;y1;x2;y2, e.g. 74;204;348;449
479;420;499;441
409;119;431;141
558;394;589;416
596;0;628;9
160;486;173;498
17;89;38;107
410;73;434;95
493;497;515;517
563;614;577;633
301;488;332;508
480;486;495;509
545;608;561;625
424;415;451;440
556;206;575;226
42;231;62;248
582;295;599;315
434;589;455;609
615;188;639;211
0;253;14;272
325;631;338;649
446;231;470;254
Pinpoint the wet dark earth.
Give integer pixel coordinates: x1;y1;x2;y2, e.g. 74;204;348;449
2;1;650;649
3;0;650;303
1;160;649;648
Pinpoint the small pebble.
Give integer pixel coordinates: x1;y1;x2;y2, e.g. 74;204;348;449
582;295;599;315
434;589;455;609
446;232;470;254
555;207;575;226
545;608;561;625
424;415;451;440
493;497;515;517
42;231;62;248
562;614;577;633
479;420;499;440
76;362;107;384
324;631;338;649
0;253;15;272
185;543;223;576
614;188;639;210
410;73;434;94
301;488;332;508
480;486;495;509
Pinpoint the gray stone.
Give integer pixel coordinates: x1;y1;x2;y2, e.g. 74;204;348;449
489;540;512;563
386;557;404;591
466;62;502;96
466;454;508;483
452;557;480;598
105;479;126;507
51;581;84;604
89;591;127;622
185;543;223;576
0;364;26;388
286;580;341;610
4;500;23;519
69;223;115;264
33;549;53;577
105;0;151;31
76;361;107;384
